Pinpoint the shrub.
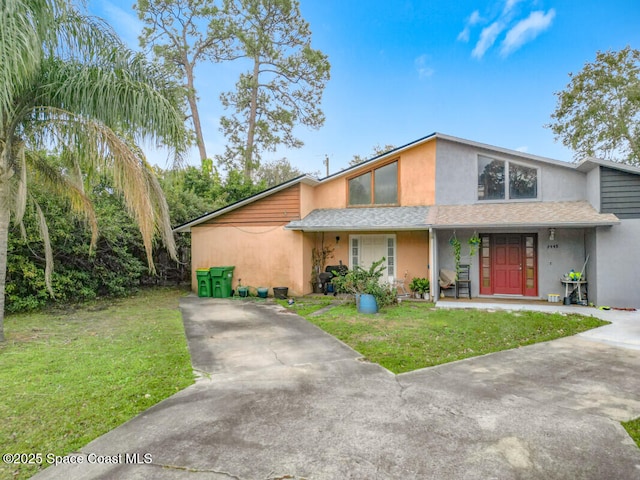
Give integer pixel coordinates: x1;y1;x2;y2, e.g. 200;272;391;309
331;258;397;309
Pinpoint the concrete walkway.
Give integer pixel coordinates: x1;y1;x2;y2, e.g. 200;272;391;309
33;297;640;479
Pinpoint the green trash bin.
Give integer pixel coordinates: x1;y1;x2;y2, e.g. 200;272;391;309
210;266;235;298
196;269;212;297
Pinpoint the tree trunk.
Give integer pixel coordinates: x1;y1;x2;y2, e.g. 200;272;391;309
244;57;261;180
0;153;11;342
185;63;208;164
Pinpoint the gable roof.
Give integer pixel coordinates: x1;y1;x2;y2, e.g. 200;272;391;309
173;174;319;233
575;157;640;175
173;133;637;232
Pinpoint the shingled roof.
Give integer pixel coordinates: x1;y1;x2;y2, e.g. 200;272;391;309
428;201;619;228
285;206;431;231
285;201;618;232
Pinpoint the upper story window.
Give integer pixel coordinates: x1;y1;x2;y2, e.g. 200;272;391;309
478;156;538;201
348;161;398;206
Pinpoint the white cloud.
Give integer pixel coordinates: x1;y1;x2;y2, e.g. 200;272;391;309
457;10;482;42
415;54;434;79
503;0;524;15
500;9;556;56
515;145;529;153
472;21;505;59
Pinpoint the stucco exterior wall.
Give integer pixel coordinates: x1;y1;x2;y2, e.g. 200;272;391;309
305;138;437;210
585;167;601;210
299;182;316;217
191;225;306;296
538;228;588;299
435;227;587;299
592;220;640;308
435;139;587;205
396;230;430;282
312;175;348;209
398;141;436;206
303;230;430;293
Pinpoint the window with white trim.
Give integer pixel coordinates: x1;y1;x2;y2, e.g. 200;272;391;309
349;234;396;278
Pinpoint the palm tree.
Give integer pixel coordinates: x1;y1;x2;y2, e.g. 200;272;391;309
0;0;188;341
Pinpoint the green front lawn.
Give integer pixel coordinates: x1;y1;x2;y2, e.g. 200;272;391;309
283;297;640;446
283;298;608;374
0;287;195;479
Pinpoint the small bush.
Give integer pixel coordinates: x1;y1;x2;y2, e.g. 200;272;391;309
331;257;397;309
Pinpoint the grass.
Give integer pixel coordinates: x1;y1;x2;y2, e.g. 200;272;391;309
281;297;609;374
0;287;195;480
623;418;640;447
283;296;640;447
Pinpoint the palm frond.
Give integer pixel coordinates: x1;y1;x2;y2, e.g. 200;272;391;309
34;55;187;155
26;150;99;252
0;0;65;126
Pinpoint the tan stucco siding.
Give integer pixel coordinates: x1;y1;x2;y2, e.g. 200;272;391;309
207;184;300;226
299;182;317;217
303;139;437;210
399;140;436;205
301;230;430;293
312;176;347;209
191;225;306;295
396;230;430;282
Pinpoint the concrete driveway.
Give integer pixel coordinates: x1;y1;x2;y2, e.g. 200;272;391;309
34;297;640;479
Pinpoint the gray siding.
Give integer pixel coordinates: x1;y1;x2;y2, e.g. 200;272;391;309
600;167;640;218
591;220;640;309
435;139;586;205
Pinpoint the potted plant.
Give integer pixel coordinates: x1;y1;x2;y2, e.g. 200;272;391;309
410;277;430;299
418;278;430;299
236;279;249;297
331;257;396;312
409;277;423;298
468;232;481;257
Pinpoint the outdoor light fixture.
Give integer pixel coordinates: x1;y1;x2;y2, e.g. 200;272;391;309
549;228;556;241
335;236;340;246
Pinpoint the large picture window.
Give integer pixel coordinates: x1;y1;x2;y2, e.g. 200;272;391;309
348;161;398;206
478;156;538;201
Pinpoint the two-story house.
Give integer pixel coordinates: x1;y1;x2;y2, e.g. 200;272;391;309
175;133;640;309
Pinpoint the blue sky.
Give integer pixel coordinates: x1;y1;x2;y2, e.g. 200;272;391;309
91;0;640;175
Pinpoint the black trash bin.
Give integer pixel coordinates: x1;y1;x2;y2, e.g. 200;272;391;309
273;287;288;299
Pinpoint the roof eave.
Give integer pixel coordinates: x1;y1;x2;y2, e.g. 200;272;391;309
285;225;431;232
431;220;620;229
173;174;320;233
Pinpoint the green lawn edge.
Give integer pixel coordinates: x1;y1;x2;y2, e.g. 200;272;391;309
282;297;640;447
0;286;195;479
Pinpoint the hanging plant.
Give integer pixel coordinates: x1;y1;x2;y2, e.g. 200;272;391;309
449;235;461;278
468;232;481;257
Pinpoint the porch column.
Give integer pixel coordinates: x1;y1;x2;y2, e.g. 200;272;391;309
429;228;436;301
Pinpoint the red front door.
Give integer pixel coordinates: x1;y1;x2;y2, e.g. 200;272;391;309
493;235;524;295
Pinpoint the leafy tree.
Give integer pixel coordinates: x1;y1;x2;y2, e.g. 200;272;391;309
349;144;396;167
136;0;236;164
218;0;330;179
7;180;148;311
548;46;640;165
255;158;305;187
0;1;187;340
